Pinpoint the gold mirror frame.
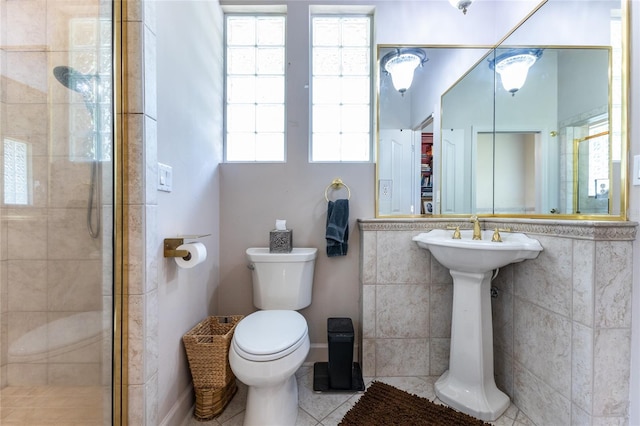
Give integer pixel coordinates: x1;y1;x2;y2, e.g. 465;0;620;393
375;0;629;220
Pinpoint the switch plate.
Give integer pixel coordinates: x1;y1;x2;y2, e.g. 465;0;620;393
379;179;392;200
158;163;172;192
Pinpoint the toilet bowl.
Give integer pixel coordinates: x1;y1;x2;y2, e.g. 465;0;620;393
229;310;309;426
230;247;317;426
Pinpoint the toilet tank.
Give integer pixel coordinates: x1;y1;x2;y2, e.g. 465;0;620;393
246;247;317;310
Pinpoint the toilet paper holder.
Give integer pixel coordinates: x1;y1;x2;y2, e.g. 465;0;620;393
164;234;210;259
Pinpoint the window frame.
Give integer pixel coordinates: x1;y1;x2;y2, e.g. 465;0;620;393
309;13;374;163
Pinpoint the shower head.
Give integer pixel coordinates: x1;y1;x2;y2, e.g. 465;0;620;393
53;66;95;96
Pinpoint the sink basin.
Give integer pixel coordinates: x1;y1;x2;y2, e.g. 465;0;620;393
412;229;543;273
412;228;542;421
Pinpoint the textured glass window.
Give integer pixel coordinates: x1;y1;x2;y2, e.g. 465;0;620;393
4;139;30;205
311;16;371;162
225;15;286;162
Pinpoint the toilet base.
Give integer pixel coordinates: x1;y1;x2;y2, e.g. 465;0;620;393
243;374;298;426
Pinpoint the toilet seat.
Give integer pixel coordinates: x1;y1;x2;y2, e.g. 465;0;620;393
233;310;308;362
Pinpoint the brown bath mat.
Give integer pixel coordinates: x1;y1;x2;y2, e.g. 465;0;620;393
339;381;490;426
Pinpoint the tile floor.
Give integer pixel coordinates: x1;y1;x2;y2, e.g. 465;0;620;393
0;385;106;425
184;365;536;426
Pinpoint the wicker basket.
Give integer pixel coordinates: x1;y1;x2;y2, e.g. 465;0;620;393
183;315;244;420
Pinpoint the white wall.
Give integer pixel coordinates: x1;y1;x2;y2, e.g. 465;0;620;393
156;1;223;421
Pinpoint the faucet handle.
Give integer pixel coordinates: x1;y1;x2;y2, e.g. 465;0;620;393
446;225;461;239
491;227;512;242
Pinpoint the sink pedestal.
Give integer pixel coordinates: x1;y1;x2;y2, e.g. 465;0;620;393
435;269;509;422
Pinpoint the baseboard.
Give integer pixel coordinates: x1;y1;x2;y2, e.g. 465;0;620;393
161;385;194;426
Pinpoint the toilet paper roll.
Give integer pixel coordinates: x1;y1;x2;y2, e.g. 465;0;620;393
175;242;207;269
275;219;287;230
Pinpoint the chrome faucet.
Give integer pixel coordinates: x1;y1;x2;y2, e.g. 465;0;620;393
470;215;482;240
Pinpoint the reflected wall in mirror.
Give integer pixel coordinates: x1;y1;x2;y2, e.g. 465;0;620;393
375;0;628;219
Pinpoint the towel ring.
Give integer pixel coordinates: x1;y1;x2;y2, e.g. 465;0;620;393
324;178;351;202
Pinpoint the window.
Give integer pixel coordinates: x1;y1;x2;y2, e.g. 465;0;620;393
4;138;30;205
311;16;371;162
225;15;286;162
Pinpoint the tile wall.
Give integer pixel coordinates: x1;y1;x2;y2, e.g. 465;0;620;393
359;219;635;425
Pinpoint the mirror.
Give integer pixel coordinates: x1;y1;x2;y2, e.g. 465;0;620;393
376;0;628;219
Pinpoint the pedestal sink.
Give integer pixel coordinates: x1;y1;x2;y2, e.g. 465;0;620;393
413;228;543;421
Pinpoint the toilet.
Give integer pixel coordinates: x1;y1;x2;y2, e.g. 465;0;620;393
229;247;317;426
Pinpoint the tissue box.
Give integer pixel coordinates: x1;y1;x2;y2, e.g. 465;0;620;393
270;230;292;253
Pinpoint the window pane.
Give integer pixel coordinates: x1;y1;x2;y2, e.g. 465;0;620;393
313;48;341;75
340;133;370;161
313;77;341;104
256;76;284;103
342;47;369;75
341;18;370;46
256;104;284;132
312;133;341;161
227;104;255;132
256;47;284;74
256;133;285;161
257;17;285;45
227;17;255;45
313;105;341;132
341;77;369;104
227;76;255;103
341;105;369;132
228;47;255;74
227;133;256;161
313;18;340;46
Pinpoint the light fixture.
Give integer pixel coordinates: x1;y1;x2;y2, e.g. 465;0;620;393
381;48;428;95
489;48;543;96
449;0;473;14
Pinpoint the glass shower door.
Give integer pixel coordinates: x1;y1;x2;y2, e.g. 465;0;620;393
1;0;114;424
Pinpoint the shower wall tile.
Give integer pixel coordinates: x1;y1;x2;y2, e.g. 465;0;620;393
7;213;47;260
6;311;47;364
145;205;158;293
5;51;48;104
1;218;7;261
375;338;428;376
513;362;571;426
7;260;47;311
125;114;145;205
144;116;158;206
572;404;591;426
48;159;90;208
126;204;145;295
47;259;102;311
376;231;429;284
125;22;144;114
126;0;143;22
514;299;571;398
361;285;375;338
429;283;452;338
127;294;145;385
143;25;157;119
30;156;49;208
360;231;376;284
145;289;159;383
513;235;572;316
7;363;47;385
594;241;632;328
6;0;46;47
47;208;101;260
571;321;593;412
375;284;428;338
592;328;631;416
429;337;449;376
48;362;101;386
5;104;48;136
572;240;595;327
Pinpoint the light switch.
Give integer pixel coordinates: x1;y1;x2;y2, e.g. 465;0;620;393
158;163;172;192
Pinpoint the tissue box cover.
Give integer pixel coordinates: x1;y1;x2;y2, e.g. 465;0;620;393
270;230;292;253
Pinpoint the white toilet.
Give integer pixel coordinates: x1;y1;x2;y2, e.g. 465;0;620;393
229;247;317;426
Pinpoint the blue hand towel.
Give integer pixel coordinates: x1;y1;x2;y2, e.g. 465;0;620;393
326;199;349;257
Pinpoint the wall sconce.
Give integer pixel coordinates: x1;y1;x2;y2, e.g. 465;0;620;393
489;48;543;96
449;0;473;14
381;48;428;95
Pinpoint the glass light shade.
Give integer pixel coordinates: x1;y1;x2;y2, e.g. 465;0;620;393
381;49;427;95
448;0;473;14
491;49;543;95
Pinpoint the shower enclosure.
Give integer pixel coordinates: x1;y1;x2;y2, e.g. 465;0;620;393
1;0;118;424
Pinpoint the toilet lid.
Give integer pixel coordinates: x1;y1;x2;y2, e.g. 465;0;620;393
233;310;308;361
